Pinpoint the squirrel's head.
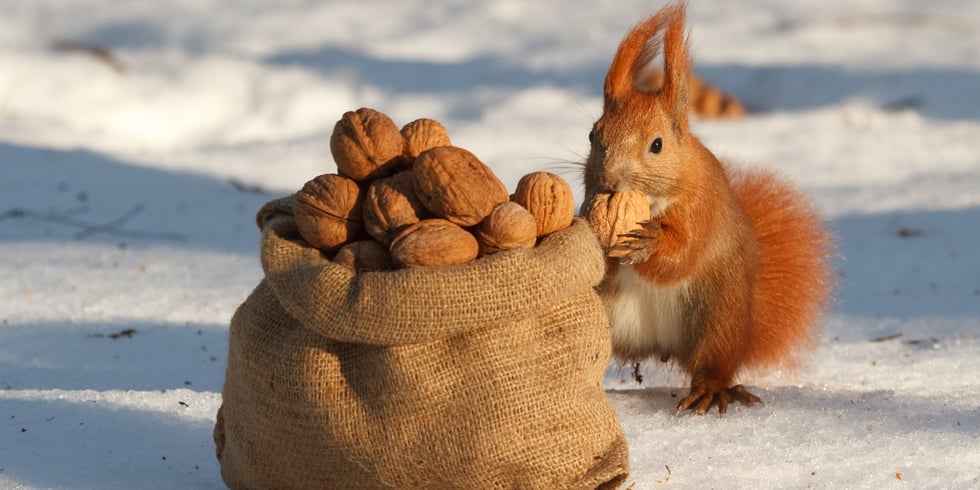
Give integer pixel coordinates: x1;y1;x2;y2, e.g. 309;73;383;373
585;2;692;205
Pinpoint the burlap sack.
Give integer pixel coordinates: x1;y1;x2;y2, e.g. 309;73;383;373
214;197;629;489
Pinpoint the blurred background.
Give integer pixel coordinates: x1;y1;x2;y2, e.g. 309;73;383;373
1;1;978;488
3;0;979;195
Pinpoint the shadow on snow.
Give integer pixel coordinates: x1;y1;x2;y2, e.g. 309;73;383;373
1;396;223;490
0;142;277;255
0;321;228;393
262;44;980;121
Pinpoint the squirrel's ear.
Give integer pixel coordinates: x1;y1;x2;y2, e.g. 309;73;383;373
661;3;691;137
603;7;671;103
604;2;692;136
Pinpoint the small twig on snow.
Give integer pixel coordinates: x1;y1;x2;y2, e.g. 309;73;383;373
1;205;186;242
870;332;903;342
51;39;126;74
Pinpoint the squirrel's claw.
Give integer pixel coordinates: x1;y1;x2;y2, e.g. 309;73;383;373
676;384;763;417
608;240;652;265
618;221;658;240
608;220;659;265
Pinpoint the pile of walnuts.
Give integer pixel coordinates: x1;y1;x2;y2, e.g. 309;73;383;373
294;108;576;272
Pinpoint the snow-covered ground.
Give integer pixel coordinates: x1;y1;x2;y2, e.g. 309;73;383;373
2;1;978;488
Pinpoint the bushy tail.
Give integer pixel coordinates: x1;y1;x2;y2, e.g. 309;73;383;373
729;168;835;371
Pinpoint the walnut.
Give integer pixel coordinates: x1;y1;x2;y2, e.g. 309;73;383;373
330;108;406;182
474;201;538;255
412;146;509;227
294;174;365;252
333;240;392;273
389;219;479;268
401;118;451;160
511;171;575;237
362;171;432;246
581;190;651;251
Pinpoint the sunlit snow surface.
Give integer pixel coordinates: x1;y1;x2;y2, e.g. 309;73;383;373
1;1;978;488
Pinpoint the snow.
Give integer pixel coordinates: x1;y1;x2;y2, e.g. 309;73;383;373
1;0;978;488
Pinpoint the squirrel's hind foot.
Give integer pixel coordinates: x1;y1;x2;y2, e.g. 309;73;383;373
676;384;763;417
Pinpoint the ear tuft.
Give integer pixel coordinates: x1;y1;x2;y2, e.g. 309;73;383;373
603;2;692;137
661;2;691;137
603;6;672;103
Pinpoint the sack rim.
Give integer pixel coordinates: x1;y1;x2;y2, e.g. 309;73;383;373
257;196;606;346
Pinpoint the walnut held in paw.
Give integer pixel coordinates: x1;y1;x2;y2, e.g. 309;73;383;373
474;201;538;255
389;219;479;268
294;174;365;252
333;240;393;273
330;108;406;182
401;118;452;160
582;190;651;252
412;146;509;227
511;171;575;237
362;171;432;246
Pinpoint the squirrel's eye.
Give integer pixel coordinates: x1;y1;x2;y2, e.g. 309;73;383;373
650;137;663;154
588;129;595;144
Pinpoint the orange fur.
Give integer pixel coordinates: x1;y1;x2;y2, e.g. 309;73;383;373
728;168;835;370
585;2;834;415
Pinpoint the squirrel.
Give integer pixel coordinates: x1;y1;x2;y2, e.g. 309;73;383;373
583;2;834;415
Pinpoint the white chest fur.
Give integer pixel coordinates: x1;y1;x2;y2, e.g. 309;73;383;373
602;265;690;360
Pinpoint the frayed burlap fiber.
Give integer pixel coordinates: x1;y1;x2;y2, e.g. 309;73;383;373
214;197;629;489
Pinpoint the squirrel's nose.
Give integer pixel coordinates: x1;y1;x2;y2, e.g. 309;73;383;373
592;149;635;193
587;147;632;193
596;172;629;193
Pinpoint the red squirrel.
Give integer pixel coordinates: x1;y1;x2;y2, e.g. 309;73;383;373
584;2;834;415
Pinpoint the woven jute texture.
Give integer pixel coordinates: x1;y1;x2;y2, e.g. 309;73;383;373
214;197;629;489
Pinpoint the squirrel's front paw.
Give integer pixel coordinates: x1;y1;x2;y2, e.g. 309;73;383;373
608;220;659;265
